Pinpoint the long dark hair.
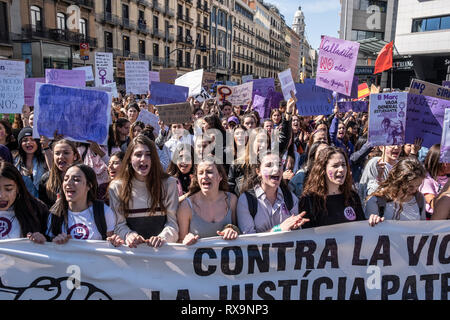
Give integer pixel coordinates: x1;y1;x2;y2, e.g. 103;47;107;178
108;118;130;154
17;137;45;166
0;161;40;236
166;144;195;178
49;164;98;236
423;144;443;180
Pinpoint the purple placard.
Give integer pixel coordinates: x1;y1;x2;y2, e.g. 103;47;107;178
294;79;334;115
337;76;359;100
252;94;266;120
149;81;189;105
45;69;86;87
405;93;449;148
443;81;450;88
267;92;284;113
24;77;45;106
251;78;275;100
316;36;360;96
337;100;369;113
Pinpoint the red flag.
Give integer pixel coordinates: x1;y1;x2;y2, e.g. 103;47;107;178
373;41;393;74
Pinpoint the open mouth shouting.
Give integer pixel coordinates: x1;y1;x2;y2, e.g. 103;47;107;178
0;200;9;210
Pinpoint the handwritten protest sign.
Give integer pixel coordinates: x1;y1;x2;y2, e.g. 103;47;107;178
242;75;253;83
316;36;359;96
294;78;333;116
0;60;25;78
149;82;189;105
337;76;359;100
217;82;253;106
368;92;408;146
125;60;149;95
252;78;275;99
175;69;203;96
74;66;94;82
45;69;86;87
278;69;297;101
149;71;160;84
252;94;267;120
193;88;212;103
0;77;24;113
202;72;216;91
159;68;178;84
24;78;45;106
409;79;450;101
337;100;369;113
95;52;114;86
136;108;161;136
405;94;448;148
33;83;111;144
156;102;191;125
440;108;450;163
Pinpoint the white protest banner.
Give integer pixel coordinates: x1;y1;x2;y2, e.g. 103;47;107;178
33;83;111;145
193;87;212;103
95;52;114;87
242;74;253;83
0;77;24;113
368;92;407;146
278;68;296;101
0;60;25;78
0;221;449;300
440;108;450;163
409;79;450;101
175;69;203;97
137;108;161;136
74;66;95;82
125;60;149;95
217;82;253;106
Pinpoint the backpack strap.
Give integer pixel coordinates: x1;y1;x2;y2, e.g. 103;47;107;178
92;200;107;240
244;189;258;219
280;184;294;211
414;192;424;215
376;196;387;218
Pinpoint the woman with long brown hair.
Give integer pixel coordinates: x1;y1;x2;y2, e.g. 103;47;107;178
299;146;365;227
177;158;238;245
366;157;427;225
108;135;179;248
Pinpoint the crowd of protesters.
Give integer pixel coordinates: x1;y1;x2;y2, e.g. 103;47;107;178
0;83;449;248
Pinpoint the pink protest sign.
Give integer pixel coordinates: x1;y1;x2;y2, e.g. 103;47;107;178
45;69;86;87
316;36;360;96
24;78;45;106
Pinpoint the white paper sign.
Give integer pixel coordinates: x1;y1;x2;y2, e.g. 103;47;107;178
278;68;297;101
136;108;161;136
95;52;114;87
125;60;149;95
0;60;25;78
74;66;95;82
193;87;212;103
0;76;24;113
440;108;450;163
102;82;118;98
228;81;254;106
175;69;203;97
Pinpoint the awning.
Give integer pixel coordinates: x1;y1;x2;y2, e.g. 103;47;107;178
357;38;402;58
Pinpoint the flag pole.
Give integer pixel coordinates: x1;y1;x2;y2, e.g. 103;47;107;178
391;41;395;91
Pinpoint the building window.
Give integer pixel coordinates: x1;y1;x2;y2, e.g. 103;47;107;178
154;16;159;31
203;56;207;69
122;4;129;19
57;13;66;30
358;0;387;13
123;36;130;56
79;18;87;36
153;43;159;57
30;5;42;31
139;40;146;56
0;2;8;41
351;29;384;41
177;50;183;67
185;52;191;67
412;15;450;32
104;31;113;49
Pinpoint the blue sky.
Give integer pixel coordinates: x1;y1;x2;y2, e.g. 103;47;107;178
267;0;341;49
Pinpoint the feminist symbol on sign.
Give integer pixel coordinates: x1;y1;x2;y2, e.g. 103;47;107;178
218;86;232;103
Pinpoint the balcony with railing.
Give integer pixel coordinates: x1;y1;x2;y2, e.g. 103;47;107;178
137;22;150;34
122;18;136;30
22;25;97;47
152;56;165;65
97;12;120;25
197;22;209;31
137;0;152;8
153;1;164;13
164;6;175;17
164;33;175;42
185;0;193;6
153;29;165;39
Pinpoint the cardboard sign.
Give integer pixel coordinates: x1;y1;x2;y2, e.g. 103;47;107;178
440;108;450;163
125;61;149;95
368;92;408;146
409;79;450;101
0;77;24;113
24;78;45;106
149;82;189;105
336;76;359;100
202;71;216;91
316;36;360;96
159;68;178;84
33;83;111;144
95;52;114;86
294;78;334;116
115;56;131;78
0;60;25;78
45;69;86;87
252;94;267;120
156;102;191;125
175;69;203;96
74;66;95;82
278;68;297;101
